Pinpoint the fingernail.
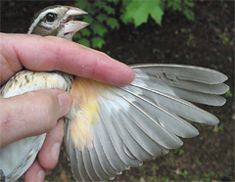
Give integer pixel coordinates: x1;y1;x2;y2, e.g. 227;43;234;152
37;170;45;182
51;143;61;162
57;93;72;115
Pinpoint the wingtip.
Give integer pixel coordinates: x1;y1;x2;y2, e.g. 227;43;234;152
207;116;220;126
217;72;228;83
185;128;200;138
225;85;230;93
206;69;228;84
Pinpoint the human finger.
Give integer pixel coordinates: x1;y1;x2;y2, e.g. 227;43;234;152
0;33;134;86
24;160;45;182
0;89;72;147
38;119;64;170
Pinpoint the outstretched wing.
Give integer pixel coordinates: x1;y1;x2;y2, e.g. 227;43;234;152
65;64;229;181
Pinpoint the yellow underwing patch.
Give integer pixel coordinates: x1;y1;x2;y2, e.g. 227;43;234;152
69;77;108;150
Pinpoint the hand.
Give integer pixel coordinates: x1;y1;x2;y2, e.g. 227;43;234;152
0;33;134;181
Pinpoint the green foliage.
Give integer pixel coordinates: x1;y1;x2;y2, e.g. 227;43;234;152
74;0;195;48
225;90;232;97
174;148;185;156
121;0;164;26
213;124;224;133
167;0;195;21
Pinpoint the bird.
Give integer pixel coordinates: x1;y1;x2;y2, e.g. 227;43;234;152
0;5;229;182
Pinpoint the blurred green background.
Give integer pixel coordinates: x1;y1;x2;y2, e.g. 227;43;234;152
0;0;234;181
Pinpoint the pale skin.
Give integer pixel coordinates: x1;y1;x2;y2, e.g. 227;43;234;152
0;33;134;182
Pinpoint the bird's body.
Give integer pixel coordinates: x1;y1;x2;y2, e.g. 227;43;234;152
0;5;229;182
0;70;70;181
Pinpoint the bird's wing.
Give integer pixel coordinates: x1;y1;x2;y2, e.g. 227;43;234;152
65;64;229;181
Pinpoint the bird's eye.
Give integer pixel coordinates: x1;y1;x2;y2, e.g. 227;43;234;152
45;13;57;22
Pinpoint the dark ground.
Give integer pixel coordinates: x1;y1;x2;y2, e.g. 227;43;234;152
0;0;234;181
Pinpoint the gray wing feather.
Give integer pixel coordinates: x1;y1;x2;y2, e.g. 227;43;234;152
112;110;154;161
129;83;220;125
66;64;228;181
171;87;226;106
135;70;228;95
119;87;199;138
88;149;111;180
93;131;117;176
165;80;228;95
95;116;126;172
99;98;141;167
65;122;82;181
112;89;184;149
132;64;227;84
82;148;100;181
118;112;167;158
133;64;228;106
75;150;91;181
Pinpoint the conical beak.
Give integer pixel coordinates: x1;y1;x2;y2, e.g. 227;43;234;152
59;7;89;39
65;7;88;17
62;20;89;34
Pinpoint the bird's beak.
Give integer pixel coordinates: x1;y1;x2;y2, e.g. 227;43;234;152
65;7;88;17
58;7;89;39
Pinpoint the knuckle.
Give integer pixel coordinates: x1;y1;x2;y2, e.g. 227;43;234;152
90;51;109;74
96;51;109;61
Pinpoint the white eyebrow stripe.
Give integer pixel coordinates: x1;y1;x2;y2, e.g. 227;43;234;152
27;9;58;34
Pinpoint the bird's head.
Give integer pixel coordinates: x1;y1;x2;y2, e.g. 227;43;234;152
28;5;88;39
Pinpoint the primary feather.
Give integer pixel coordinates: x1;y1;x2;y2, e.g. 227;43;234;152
65;64;228;181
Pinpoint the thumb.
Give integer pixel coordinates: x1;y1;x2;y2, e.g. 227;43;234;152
0;89;72;148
